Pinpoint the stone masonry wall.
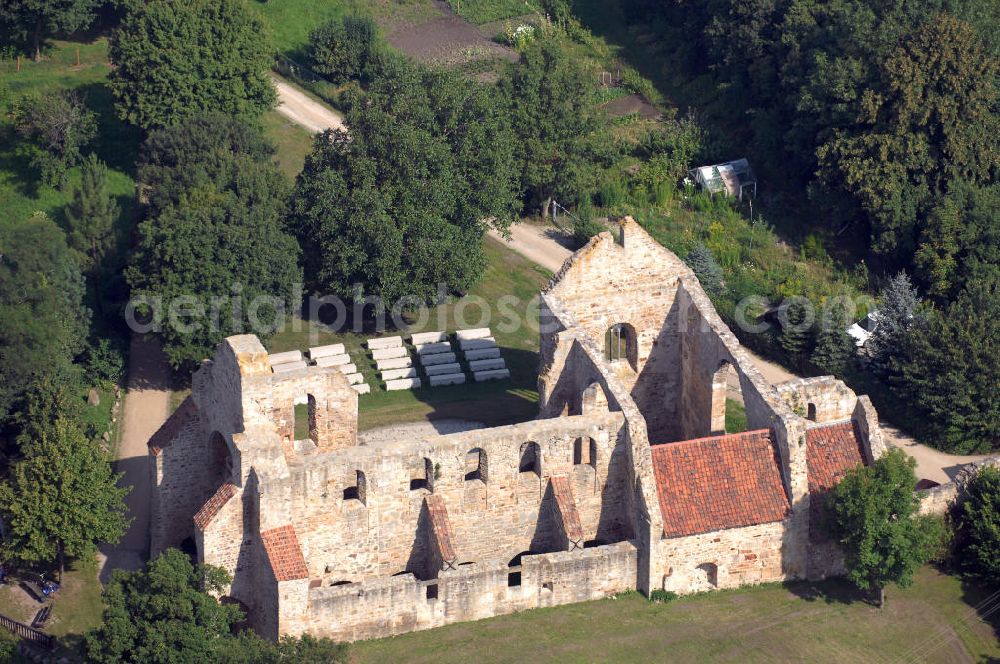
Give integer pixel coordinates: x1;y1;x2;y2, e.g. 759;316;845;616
656;521;790;593
298;541;637;641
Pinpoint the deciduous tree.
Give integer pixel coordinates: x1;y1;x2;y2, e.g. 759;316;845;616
958;466;1000;584
0;0;100;61
0;417;129;578
109;0;276;130
308;15;379;84
827;448;941;607
12;90;96;186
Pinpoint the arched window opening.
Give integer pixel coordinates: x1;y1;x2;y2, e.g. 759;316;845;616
807;403;817;421
209;431;233;484
464;448;487;483
518;442;541;476
695;562;718;588
344;470;367;505
605;323;637;369
580;380;609;415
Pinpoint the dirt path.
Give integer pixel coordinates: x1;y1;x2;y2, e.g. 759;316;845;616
98;334;171;581
272;75;346;135
488;222;574;274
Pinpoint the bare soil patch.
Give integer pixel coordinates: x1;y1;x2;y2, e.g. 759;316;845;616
387;1;519;66
600;93;662;120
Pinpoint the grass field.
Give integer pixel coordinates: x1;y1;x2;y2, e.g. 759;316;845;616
0;39;139;232
268;237;551;430
350;567;1000;663
447;0;538;25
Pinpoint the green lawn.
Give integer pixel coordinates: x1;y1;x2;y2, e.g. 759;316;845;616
350;567;1000;663
725;398;747;433
267;237;551;430
261;109;315;179
0;39;139;232
447;0;538;24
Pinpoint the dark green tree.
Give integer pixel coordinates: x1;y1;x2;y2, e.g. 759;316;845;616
816;14;999;260
0;0;100;60
778;299;812;365
894;277;1000;454
127;128;301;367
810;301;855;375
827;448;942;607
958;466;1000;584
292;61;517;303
12;90;96;186
504;38;600;214
86;549;346;663
0;417;130;578
109;0;276;130
308;15;379;84
65;153;119;269
867;272;919;373
685;243;723;296
0;213;90;424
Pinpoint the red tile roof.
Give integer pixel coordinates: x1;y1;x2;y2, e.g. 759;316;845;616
148;396;199;456
651;429;790;538
425;494;456;563
549;475;584;542
261;525;309;581
806;421;866;495
193;482;237;530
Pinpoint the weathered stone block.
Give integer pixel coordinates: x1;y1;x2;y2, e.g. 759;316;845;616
424;363;462;376
459;337;497;351
269;350;303;365
455;328;492;341
469;358;505;372
376;357;412;371
415;342;453;355
309;344;346;359
420;352;457;366
385;378;421;391
463;348;501;361
473;369;510;382
371;347;409;361
352;384;371;395
429;373;465;387
272;360;308;373
367;336;403;350
382;367;418;380
315;354;351;368
411;331;448;345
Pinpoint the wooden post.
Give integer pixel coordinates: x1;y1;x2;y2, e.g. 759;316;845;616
16;56;20;72
76;47;80;67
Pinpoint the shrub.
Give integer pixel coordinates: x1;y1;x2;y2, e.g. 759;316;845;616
598;176;627;210
85;338;126;387
958;466;1000;583
572;201;603;247
649;589;678;603
308;15;379;84
621;67;656;102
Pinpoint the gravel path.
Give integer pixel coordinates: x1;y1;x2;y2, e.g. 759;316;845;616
99;334;171;581
272;75;346;135
488;222;574;273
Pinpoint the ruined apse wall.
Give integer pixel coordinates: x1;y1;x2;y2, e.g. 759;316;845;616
261;411;632;586
776;376;859;424
301;541;638;641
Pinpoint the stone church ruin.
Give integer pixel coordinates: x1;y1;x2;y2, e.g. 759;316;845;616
148;218;890;641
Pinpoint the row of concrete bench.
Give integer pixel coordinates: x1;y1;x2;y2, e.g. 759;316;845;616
269;346;371;395
367;328;510;391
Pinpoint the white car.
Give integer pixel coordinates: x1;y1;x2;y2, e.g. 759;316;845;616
847;310;880;347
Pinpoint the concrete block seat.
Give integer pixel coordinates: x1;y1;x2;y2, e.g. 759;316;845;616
314;354;351;368
429;373;466;387
376;357;412;371
420;352;457;366
351;383;371;395
385;377;421;391
344;373;365;386
410;331;447;344
308;343;345;359
269;350;303;365
469;358;506;372
473;369;510;382
458;337;497;352
371;346;409;361
381;367;418;380
415;342;453;355
464;348;501;361
271;359;307;373
366;336;403;350
455;328;492;341
424;363;462;376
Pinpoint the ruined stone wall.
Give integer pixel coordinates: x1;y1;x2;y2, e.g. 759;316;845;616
776;377;858;423
259;413;632;586
656;521;790;593
918;456;1000;516
150;407;227;555
299;542;637;642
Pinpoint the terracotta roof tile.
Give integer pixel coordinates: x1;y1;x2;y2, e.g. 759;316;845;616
148;396;199;456
549;475;584;542
425;494;456;563
193;482;237;530
651;429;790;538
261;525;309;581
806;421;866;494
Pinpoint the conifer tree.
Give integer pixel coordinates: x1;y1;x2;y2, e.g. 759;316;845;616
65;153;119;270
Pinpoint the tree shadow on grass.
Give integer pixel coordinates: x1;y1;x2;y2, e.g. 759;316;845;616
959;574;1000;655
76;81;141;177
783;576;872;606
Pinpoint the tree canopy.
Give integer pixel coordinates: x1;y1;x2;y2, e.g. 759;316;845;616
127;116;301;368
827;448;942;606
65;153;120;270
958;466;1000;584
503;38;600;214
12;90;96;187
109;0;276;131
0;213;90;425
0;0;101;60
0;417;129;576
291;60;517;303
86;549;346;663
308;15;380;84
